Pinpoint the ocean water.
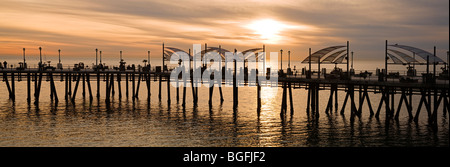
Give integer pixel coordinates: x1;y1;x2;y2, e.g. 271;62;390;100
0;58;448;147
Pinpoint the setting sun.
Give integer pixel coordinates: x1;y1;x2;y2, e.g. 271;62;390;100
245;19;287;43
244;19;308;44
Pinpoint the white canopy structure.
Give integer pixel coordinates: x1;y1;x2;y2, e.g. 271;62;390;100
301;46;346;63
389;44;444;63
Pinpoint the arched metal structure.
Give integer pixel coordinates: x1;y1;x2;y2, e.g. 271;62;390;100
301;46;346;63
389;44;445;63
162;45;264;68
321;49;347;64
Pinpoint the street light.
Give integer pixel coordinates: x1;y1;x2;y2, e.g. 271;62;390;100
23;48;26;65
39;47;42;64
95;48;98;67
280;49;283;72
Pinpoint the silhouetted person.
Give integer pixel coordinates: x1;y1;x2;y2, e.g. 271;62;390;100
3;61;7;69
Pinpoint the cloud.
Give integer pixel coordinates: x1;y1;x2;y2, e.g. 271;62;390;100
0;0;448;61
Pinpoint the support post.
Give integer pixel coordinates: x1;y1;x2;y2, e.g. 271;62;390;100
3;72;12;100
34;72;43;105
117;72;122;99
306;84;311;116
11;72;15;101
177;75;180;103
167;76;171;105
126;73;129;98
182;70;187;107
135;71;142;99
65;73;68;100
133;70;136;100
86;73;93;101
96;72;100;99
325;84;336;114
50;72;58;103
289;82;294;115
105;72;110;103
71;73;81;102
159;74;162;101
27;72;31;103
82;73;86;98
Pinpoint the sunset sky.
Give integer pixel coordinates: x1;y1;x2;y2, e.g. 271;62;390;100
0;0;448;62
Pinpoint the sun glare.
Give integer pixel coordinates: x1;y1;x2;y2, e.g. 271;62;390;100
245;19;292;43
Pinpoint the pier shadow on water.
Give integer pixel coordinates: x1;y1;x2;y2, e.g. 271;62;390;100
0;81;448;147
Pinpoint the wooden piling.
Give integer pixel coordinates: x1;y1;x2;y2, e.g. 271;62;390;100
34;72;37;97
233;60;237;109
96;72;100;99
190;70;197;106
311;84;316;114
117;72;122;99
82;73;86;98
218;86;224;104
65;73;68;100
414;88;430;122
335;85;338;113
146;72;151;102
109;73;114;100
86;73;93;101
306;84;311;116
3;72;13;100
176;76;180;103
394;88;413;120
49;72;58;103
357;85;374;116
69;72;73;97
27;72;31;103
288;82;294;115
125;73;129;98
325;84;336;114
431;88;442;125
11;72;15;101
109;73;115;97
158;74;162;101
136;71;142;99
340;84;357;117
71;73;81;102
182;71;187;107
316;83;320;118
167;76;171;105
105;72;110;103
34;72;43;105
209;78;214;106
391;88;395;116
132;71;136;100
281;82;287;117
257;75;261;109
50;74;54;101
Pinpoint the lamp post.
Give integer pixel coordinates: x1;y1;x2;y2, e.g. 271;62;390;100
95;48;98;67
120;50;122;62
351;51;354;70
148;51;150;65
58;49;61;64
280;49;283;73
347;41;350;79
39;47;42;65
385;40;388;81
100;51;102;65
23;48;26;66
288;50;291;69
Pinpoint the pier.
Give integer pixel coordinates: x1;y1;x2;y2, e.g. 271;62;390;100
1;41;449;130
